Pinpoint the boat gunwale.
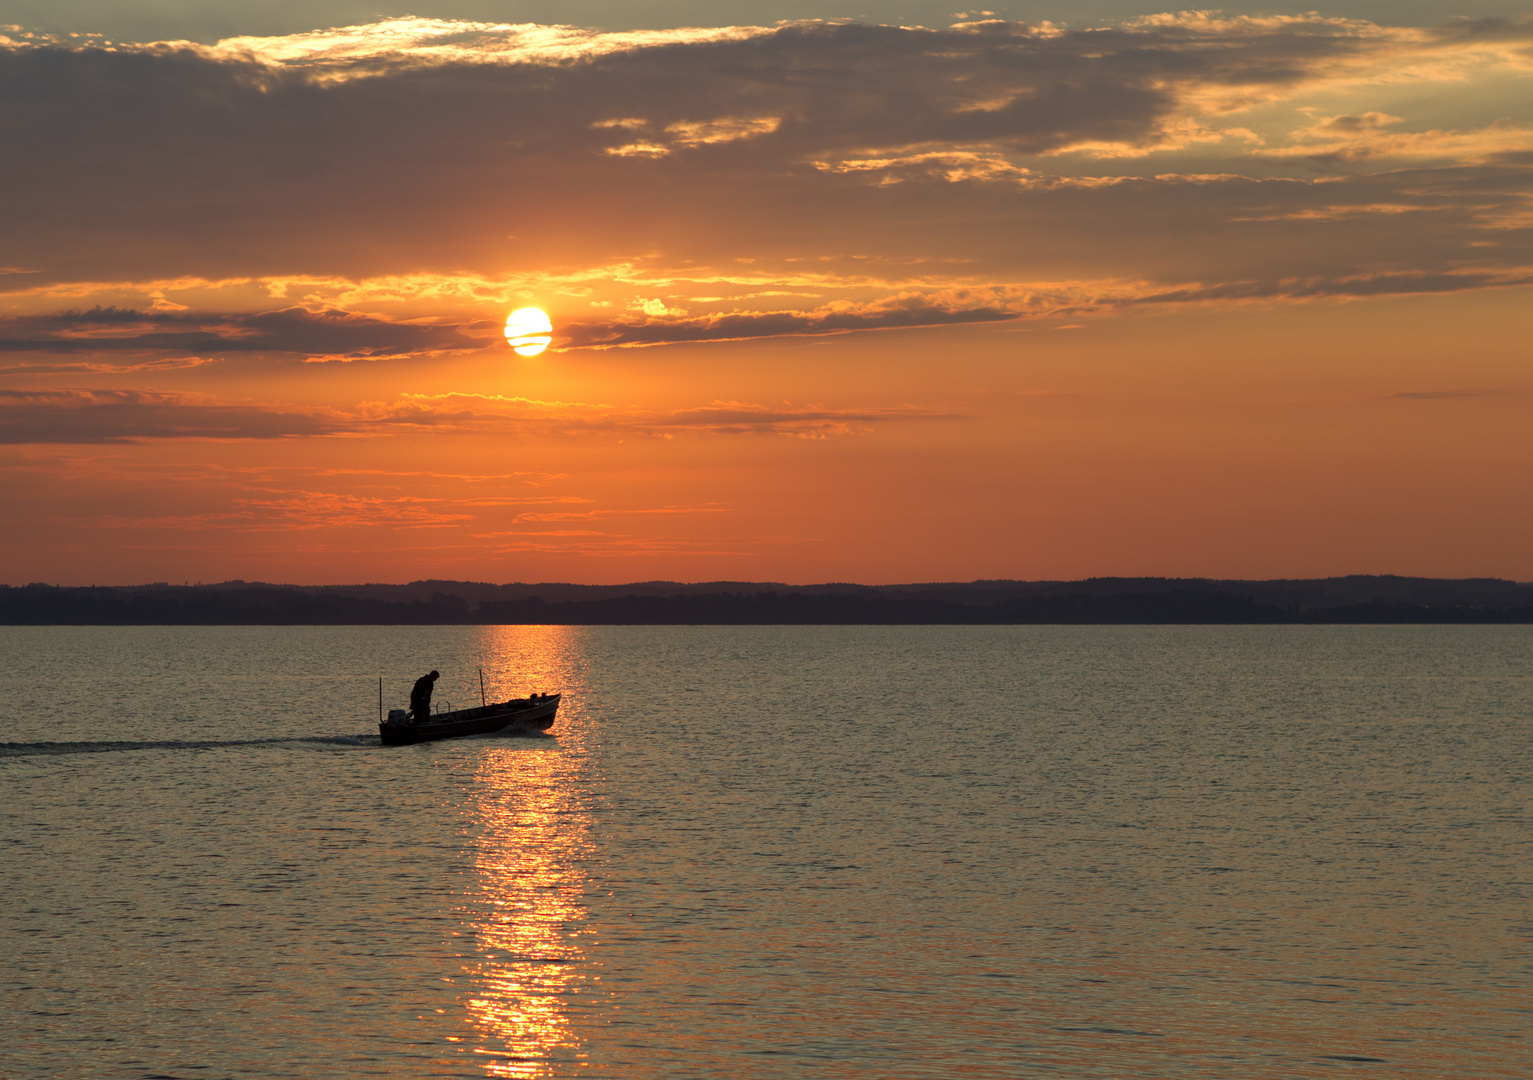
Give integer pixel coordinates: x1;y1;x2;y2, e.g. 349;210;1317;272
378;693;560;745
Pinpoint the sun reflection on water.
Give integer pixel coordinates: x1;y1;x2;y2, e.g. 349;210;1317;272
462;626;596;1078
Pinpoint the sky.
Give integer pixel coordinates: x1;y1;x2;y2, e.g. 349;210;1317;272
1;2;1530;586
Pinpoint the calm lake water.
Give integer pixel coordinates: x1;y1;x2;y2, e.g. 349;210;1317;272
1;625;1529;1079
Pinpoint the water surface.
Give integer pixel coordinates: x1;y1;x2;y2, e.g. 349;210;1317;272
2;625;1529;1078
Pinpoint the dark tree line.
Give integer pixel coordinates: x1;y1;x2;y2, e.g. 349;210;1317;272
2;582;1530;625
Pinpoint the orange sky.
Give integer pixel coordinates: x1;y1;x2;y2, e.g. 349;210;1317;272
2;11;1530;585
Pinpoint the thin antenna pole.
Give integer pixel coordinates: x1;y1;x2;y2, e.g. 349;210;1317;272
379;677;383;724
479;666;486;708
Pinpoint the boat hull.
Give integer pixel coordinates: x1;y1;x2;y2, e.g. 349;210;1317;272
379;694;559;746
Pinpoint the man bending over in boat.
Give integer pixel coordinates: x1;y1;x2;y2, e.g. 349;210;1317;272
410;670;439;723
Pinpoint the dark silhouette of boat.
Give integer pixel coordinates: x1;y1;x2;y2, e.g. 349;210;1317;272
379;693;560;746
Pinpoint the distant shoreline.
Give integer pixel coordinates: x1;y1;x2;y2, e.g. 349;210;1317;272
3;576;1530;625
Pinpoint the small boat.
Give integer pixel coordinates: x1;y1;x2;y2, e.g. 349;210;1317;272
379;693;560;746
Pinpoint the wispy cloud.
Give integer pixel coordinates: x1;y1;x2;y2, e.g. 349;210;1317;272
1265;114;1533;164
200;18;773;70
0;356;219;375
362;393;962;438
482;531;816;559
1390;389;1500;400
86;492;478;532
507;504;727;524
0;388;960;444
10;254;1531;361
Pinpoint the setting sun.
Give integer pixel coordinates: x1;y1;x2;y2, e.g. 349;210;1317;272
505;307;553;356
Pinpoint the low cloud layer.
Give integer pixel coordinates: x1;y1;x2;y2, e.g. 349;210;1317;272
0;389;344;443
0;306;493;360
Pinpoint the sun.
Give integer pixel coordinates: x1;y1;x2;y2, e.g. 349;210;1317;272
505;307;553;356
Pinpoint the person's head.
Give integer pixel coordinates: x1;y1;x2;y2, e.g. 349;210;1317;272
429;670;439;680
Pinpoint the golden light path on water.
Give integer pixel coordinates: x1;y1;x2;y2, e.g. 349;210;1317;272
462;626;597;1077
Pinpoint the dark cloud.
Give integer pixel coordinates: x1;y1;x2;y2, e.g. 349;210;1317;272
558;262;1533;349
0;306;493;359
0;388;343;442
562;294;1021;348
0;17;1507;282
1427;15;1533;45
1134;269;1533;306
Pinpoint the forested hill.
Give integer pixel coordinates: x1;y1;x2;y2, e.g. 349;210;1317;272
2;576;1531;624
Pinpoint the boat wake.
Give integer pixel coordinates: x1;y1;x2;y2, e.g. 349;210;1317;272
0;734;380;758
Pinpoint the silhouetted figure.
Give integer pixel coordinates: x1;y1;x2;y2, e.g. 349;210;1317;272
410;670;440;723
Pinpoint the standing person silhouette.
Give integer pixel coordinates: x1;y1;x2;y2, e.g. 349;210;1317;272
410;670;440;723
